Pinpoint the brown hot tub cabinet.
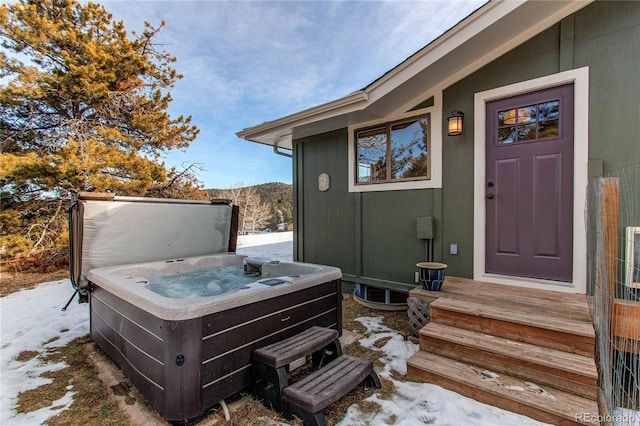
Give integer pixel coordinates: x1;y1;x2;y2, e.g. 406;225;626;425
69;192;342;421
90;277;341;420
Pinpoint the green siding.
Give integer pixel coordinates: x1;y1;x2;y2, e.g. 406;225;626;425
294;129;436;291
573;1;640;172
360;190;433;285
293;1;640;290
294;129;356;276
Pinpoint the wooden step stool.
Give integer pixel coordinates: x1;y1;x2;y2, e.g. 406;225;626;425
282;355;381;426
252;326;342;412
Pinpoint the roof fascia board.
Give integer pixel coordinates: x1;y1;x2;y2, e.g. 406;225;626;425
435;0;594;93
236;91;368;140
364;0;521;104
389;0;594;117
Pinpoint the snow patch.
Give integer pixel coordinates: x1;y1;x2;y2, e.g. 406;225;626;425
340;315;553;426
1;280;89;425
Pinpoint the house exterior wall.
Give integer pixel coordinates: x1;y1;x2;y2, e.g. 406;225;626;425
294;129;357;278
294;129;436;292
573;1;639;172
293;1;640;292
441;22;562;279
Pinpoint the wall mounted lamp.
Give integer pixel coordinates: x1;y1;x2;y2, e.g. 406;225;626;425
447;110;464;136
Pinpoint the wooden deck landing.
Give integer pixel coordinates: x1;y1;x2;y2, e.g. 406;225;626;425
411;276;593;321
406;277;600;425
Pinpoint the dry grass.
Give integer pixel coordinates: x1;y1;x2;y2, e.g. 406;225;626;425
0;269;69;297
15;335;130;425
7;272;411;425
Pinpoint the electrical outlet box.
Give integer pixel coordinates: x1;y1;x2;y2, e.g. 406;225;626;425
414;271;419;283
417;217;434;239
450;244;458;255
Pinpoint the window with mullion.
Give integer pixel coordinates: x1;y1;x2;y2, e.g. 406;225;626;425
497;99;560;145
356;115;430;185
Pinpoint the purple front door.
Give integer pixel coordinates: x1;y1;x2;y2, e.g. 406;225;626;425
485;84;574;282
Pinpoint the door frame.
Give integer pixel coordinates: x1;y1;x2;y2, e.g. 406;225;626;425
473;67;589;294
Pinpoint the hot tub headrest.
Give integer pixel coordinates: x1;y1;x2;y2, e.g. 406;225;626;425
243;257;273;274
244;257;272;268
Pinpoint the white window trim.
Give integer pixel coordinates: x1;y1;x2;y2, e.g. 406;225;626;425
348;100;442;193
473;67;590;294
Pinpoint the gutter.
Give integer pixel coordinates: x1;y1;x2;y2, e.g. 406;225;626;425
273;143;292;158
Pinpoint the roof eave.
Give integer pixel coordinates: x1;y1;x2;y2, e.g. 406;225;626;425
237;0;592;148
236;91;368;147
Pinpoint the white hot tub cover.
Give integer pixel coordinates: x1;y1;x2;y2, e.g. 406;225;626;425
69;192;238;298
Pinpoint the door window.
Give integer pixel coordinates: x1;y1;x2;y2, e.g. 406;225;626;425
497;100;560;145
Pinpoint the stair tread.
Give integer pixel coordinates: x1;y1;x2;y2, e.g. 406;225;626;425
407;351;599;425
253;326;339;368
282;355;373;413
411;277;593;321
431;297;595;338
421;322;598;379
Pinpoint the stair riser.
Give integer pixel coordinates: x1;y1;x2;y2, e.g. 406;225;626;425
431;308;595;357
420;334;597;400
406;362;597;426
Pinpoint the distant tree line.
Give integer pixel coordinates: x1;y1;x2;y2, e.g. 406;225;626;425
207;182;293;234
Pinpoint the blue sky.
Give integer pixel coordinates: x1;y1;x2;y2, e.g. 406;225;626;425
104;0;484;189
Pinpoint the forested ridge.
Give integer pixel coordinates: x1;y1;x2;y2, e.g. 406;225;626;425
207;182;293;233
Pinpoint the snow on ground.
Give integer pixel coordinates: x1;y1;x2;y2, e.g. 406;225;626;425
1;232;635;425
237;231;294;261
0;280;89;425
339;315;550;426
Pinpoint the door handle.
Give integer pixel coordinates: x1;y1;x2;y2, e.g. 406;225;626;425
487;193;494;200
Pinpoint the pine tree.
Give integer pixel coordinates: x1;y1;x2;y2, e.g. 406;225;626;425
0;0;203;260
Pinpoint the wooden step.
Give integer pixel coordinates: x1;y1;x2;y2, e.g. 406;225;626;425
420;322;598;399
407;351;600;426
283;355;381;425
430;298;595;356
253;326;340;368
252;326;342;413
411;277;593;322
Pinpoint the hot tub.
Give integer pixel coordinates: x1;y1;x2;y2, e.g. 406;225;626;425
69;193;342;421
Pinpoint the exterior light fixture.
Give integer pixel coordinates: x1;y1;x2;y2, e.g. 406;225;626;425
447;110;464;136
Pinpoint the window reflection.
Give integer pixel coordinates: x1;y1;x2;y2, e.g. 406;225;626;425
390;118;429;180
518;124;537;140
497;100;559;145
538;119;559;138
538;102;559;120
503;106;535;125
355;114;430;184
357;127;387;183
498;127;515;144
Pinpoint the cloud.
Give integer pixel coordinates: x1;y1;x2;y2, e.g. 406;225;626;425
100;0;486;188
